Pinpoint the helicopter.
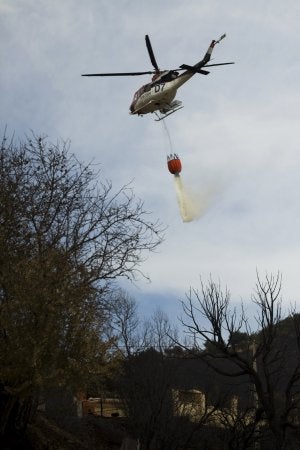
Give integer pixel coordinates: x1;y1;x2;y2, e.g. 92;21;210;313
82;34;234;121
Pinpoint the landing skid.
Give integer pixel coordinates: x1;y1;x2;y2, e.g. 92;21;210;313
154;105;184;121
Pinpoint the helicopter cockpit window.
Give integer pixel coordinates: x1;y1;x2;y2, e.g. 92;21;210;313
132;83;154;103
135;85;147;98
139;85;147;94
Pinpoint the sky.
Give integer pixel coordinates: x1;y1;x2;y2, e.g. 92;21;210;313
1;0;300;326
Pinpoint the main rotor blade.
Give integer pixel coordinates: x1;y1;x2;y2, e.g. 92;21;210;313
203;62;235;67
180;64;209;75
145;35;159;72
82;71;155;77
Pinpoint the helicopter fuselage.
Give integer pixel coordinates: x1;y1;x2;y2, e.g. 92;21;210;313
82;34;233;119
130;71;193;116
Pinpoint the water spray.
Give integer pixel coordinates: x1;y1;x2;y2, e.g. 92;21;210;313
162;121;202;222
166;153;198;222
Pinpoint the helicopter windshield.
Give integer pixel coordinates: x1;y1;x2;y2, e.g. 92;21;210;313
133;83;151;102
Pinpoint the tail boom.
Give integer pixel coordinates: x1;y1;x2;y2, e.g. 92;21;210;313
195;33;227;70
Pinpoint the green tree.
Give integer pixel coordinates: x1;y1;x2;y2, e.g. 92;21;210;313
0;133;163;444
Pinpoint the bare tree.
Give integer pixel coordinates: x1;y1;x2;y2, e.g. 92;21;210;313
179;273;300;449
0;133;164;444
215;403;259;450
103;289;152;357
104;290;179;357
147;308;178;353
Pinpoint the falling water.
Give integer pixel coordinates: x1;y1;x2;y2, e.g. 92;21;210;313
161;119;213;222
174;175;207;222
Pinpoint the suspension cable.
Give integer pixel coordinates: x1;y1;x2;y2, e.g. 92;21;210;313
161;118;173;154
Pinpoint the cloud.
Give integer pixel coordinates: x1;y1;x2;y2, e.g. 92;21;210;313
1;0;300;317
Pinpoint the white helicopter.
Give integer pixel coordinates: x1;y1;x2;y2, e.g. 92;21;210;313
82;34;234;121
